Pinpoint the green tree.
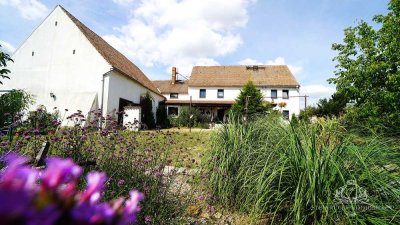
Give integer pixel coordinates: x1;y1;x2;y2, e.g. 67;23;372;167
314;92;348;117
140;92;156;129
230;81;270;117
0;90;33;128
329;0;400;131
0;44;13;84
156;102;169;128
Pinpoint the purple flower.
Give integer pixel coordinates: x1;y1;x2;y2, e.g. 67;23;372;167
144;215;152;224
42;157;82;190
80;172;107;203
121;190;144;224
117;179;125;187
24;135;32;140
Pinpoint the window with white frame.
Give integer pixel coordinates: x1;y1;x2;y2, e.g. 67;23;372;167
199;89;206;98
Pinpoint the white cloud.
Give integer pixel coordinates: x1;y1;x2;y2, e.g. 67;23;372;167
0;40;16;54
0;0;49;20
238;57;303;75
103;0;255;75
300;84;335;106
112;0;134;5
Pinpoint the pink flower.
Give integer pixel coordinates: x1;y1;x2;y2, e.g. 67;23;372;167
80;172;107;204
42;157;82;190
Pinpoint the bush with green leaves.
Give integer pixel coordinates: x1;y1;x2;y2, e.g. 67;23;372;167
0;89;33;128
156;102;169;128
140;92;156;129
204;114;399;224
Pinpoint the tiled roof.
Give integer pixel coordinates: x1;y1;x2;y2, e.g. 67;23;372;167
189;65;300;87
59;6;162;97
153;80;189;94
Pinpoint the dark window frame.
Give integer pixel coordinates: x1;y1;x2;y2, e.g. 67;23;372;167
217;89;224;98
199;89;206;98
282;90;289;99
168;107;179;116
271;89;278;99
283;110;290;120
170;93;179;99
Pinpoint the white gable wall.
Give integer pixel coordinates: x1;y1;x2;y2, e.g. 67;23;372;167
2;6;111;121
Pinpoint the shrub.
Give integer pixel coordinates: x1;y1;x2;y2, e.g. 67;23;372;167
204;114;400;224
140;92;155;129
0;89;33;128
156;102;169;128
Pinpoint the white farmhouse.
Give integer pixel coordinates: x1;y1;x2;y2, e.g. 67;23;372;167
2;5;164;125
154;65;300;121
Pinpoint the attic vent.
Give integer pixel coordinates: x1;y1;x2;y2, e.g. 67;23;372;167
32;51;34;56
73;49;76;54
55;21;58;26
246;65;265;71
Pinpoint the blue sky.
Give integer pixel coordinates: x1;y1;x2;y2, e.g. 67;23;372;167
0;0;389;105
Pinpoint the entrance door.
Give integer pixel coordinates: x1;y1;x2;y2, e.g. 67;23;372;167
217;109;225;122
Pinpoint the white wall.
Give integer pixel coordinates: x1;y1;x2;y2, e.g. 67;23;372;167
2;6;111;123
260;87;301;116
188;86;300;116
163;93;190;100
188;87;240;101
107;71;164;120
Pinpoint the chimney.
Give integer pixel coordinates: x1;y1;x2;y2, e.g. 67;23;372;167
172;67;177;84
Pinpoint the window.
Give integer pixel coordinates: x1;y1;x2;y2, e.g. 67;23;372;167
168;107;179;116
217;89;224;98
271;89;277;99
283;110;290;120
199;89;206;98
73;49;76;54
32;51;34;56
283;90;289;99
170;93;178;99
55;21;58;26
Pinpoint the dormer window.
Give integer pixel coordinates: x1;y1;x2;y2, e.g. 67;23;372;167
170;93;179;99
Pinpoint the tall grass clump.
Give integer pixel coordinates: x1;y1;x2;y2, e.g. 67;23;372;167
205;114;399;224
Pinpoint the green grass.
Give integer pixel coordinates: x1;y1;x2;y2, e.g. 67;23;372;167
204;115;400;224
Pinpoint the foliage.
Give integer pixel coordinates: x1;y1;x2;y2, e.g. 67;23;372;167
156;102;169;128
315;92;348;117
27;105;60;134
140;92;155;129
230;81;271;118
0;89;33;128
0;44;13;84
204;115;400;224
168;106;204;128
329;0;400;132
0;152;143;225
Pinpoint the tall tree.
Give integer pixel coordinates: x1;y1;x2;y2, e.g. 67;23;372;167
230;81;270;117
329;0;400;131
0;44;13;84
